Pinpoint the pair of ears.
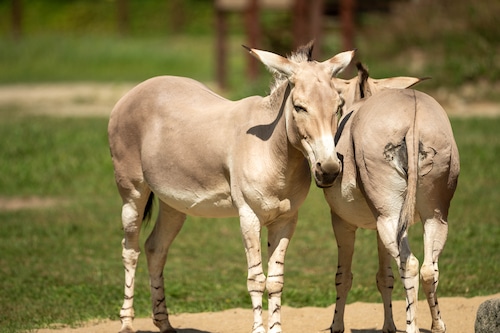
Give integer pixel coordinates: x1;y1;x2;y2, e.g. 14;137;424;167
333;63;424;103
244;45;356;79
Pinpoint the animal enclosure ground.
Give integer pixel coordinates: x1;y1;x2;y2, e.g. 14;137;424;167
36;293;500;333
1;83;499;118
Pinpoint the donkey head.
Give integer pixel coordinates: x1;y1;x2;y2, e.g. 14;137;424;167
246;43;355;187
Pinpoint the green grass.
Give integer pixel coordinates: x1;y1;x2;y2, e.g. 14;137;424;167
0;35;215;84
0;108;498;332
0;33;272;101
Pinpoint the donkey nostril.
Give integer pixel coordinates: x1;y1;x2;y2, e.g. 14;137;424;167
315;160;341;187
317;160;340;174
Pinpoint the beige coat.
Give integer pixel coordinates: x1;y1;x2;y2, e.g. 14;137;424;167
108;44;355;333
325;64;460;333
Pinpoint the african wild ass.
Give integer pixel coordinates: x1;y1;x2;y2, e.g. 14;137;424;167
108;44;355;333
326;64;460;333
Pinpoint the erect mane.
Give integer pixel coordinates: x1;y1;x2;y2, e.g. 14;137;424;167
269;41;315;99
290;40;315;63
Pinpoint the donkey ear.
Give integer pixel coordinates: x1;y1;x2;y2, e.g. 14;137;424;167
332;77;359;109
372;76;424;90
243;45;295;77
322;50;356;77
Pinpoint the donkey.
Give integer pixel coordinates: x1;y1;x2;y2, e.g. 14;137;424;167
108;44;355;333
325;64;460;333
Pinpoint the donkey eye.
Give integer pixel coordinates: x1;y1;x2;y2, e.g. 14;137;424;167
294;105;307;113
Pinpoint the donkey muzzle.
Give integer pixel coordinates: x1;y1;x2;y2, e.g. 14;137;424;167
314;159;340;188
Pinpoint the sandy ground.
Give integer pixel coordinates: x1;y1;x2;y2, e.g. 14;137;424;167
0;83;499;118
36;293;500;333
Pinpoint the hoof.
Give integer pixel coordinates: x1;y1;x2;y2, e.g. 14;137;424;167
382;323;397;333
154;318;176;333
431;321;446;333
251;325;266;333
161;329;177;333
330;325;344;333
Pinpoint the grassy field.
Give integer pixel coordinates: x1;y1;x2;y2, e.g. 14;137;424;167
0;2;498;331
0;107;498;332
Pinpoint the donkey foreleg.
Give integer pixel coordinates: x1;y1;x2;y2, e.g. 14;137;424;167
240;207;267;333
266;216;298;333
376;233;396;333
330;215;356;333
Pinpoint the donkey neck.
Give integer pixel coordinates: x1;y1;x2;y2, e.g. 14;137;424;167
263;80;309;177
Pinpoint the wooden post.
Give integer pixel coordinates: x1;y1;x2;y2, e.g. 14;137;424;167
309;0;325;59
117;0;129;36
169;0;185;34
340;0;355;51
215;7;228;89
293;0;308;49
11;0;22;40
245;0;260;81
340;0;355;76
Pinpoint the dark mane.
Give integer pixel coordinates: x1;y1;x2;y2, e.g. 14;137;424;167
356;62;370;99
290;40;315;63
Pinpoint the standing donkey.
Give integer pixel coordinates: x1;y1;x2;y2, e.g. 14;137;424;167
325;64;460;333
108;44;355;333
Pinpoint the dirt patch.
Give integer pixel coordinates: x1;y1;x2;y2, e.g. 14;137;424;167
0;196;65;211
0;83;498;118
0;83;134;117
36;293;499;333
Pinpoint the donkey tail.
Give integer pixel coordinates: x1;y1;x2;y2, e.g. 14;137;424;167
143;192;155;226
397;91;419;246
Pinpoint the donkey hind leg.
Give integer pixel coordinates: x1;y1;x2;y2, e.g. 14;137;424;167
376;232;396;333
330;213;356;333
420;208;448;333
239;205;267;333
119;184;151;333
266;214;298;333
377;215;420;333
145;201;186;333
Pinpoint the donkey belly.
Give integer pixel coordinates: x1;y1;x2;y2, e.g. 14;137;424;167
143;156;237;218
326;178;377;230
152;180;237;217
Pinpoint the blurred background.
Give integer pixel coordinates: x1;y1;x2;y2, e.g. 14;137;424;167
1;0;499;100
0;1;499;332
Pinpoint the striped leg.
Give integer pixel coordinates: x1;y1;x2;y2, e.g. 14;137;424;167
145;202;186;333
240;206;266;333
119;185;151;333
330;213;356;333
376;232;396;333
266;215;298;333
377;216;420;333
420;209;448;333
121;239;140;333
